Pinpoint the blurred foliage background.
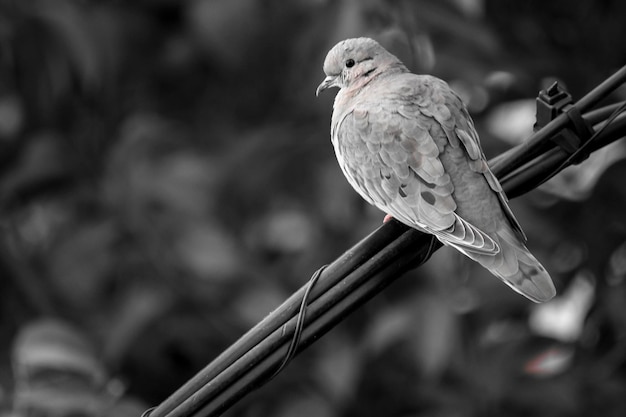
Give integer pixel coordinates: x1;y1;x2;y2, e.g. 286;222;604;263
1;0;626;416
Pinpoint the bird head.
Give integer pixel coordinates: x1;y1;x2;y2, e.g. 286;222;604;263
316;37;405;96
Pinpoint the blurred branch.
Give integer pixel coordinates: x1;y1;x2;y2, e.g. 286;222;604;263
146;65;626;417
0;225;60;318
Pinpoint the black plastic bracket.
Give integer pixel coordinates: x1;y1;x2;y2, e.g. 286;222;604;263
534;81;594;164
534;81;573;130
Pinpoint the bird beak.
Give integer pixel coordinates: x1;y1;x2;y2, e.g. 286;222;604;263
316;75;338;96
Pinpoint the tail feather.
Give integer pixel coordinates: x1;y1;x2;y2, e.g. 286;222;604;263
462;225;556;303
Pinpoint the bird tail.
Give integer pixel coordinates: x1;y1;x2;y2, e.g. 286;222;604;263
462;225;556;303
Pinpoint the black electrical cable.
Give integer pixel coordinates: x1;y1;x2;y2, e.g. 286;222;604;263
142;65;626;417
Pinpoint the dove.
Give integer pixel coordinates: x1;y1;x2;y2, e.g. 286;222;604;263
316;38;556;302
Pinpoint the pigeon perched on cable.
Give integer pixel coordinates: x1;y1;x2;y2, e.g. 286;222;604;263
316;37;556;302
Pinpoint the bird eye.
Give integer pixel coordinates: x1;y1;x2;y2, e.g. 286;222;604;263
345;59;355;68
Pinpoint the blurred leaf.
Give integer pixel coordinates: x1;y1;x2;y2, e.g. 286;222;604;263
11;320;110;417
248;209;315;254
485;99;536;145
47;220;117;308
13;320;106;385
31;0;104;90
449;78;490;113
313;335;361;404
104;114;217;221
5;0;120;124
410;294;459;377
608;241;626;282
185;0;265;70
529;272;595;342
101;285;174;366
449;0;485;17
103;398;149;417
11;199;72;252
0;133;72;206
550;240;587;274
523;345;575;377
315;160;363;232
274;394;334;417
231;283;287;326
363;292;458;378
362;302;415;356
116;311;232;402
175;222;241;279
0;95;24;140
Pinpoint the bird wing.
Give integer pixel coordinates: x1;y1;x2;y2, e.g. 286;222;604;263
333;75;506;255
423;75;527;242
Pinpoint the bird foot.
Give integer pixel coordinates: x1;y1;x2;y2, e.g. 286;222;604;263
383;214;394;223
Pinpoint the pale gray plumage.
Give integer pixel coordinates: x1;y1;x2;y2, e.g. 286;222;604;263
317;37;556;302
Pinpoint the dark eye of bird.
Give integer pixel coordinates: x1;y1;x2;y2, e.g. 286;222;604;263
345;59;355;68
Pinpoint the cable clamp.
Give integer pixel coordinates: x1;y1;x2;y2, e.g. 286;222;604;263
535;82;594;165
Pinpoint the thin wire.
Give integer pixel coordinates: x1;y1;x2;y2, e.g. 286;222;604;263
270;264;328;379
139;266;328;417
268;228;439;381
584;101;626;125
270;232;437;381
535;101;626;188
140;265;329;417
141;406;156;417
136;96;626;417
423;235;438;262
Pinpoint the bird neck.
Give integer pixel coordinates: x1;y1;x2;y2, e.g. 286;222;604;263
343;61;408;98
380;61;410;78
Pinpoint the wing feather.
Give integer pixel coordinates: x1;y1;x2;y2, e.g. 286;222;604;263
333;96;500;255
